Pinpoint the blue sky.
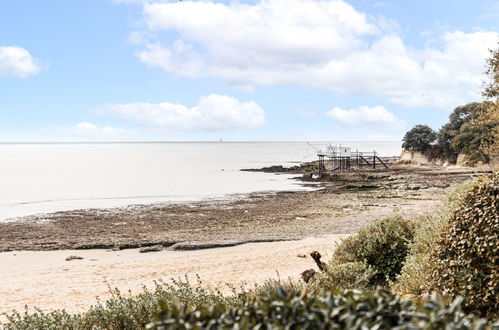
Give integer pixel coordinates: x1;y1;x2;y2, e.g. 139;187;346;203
1;0;498;142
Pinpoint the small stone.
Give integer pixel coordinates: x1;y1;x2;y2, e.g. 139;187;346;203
65;255;83;261
297;254;307;258
301;269;316;283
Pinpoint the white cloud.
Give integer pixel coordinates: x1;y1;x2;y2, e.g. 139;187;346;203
325;105;406;130
92;94;265;131
0;46;41;78
47;122;138;140
128;0;499;109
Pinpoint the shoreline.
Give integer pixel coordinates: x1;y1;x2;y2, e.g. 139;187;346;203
0;164;490;315
0;164;487;252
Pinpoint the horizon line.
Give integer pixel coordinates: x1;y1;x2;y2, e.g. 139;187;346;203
0;140;402;144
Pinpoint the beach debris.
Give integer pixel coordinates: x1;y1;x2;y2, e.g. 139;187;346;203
301;269;316;283
297;254;307;258
65;255;83;261
295;216;306;220
139;245;163;253
310;251;327;272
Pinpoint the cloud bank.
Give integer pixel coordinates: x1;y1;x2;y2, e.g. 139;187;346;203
129;0;498;109
326;105;406;130
92;94;266;131
0;46;41;78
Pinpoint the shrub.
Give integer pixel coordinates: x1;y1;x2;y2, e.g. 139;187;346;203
3;276;497;328
2;277;241;330
392;180;477;296
331;216;415;287
391;215;447;296
308;261;375;291
432;172;499;317
147;288;495;329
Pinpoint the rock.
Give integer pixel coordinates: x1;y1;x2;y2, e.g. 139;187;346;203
65;255;83;261
301;269;316;283
139;245;163;253
297;254;307;258
169;240;240;251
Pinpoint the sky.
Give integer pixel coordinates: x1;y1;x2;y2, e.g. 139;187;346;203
0;0;498;142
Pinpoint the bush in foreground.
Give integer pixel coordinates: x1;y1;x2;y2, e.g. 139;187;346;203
330;215;415;287
432;172;499;317
392;179;476;297
390;215;446;297
2;277;241;330
147;288;495;329
308;261;375;291
5;279;498;329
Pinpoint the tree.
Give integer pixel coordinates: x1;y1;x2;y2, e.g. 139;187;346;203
483;42;499;100
434;42;499;164
479;42;499;163
477;101;499;162
436;102;489;160
402;124;437;151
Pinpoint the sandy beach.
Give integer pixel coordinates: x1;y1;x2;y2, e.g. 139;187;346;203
0;234;348;316
0;164;489;316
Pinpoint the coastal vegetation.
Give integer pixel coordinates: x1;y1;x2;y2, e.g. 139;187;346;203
308;172;498;318
402;125;437;152
319;215;415;288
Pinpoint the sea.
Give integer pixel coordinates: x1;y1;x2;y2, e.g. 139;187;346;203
0;141;401;222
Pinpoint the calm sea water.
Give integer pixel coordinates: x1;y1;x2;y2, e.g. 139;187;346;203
0;141;401;221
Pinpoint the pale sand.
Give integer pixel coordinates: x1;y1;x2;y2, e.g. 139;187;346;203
0;234;348;316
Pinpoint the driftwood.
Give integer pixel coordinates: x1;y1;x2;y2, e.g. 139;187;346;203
310;251;327;272
300;251;327;283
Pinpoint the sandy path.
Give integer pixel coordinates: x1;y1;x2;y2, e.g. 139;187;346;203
0;234;347;316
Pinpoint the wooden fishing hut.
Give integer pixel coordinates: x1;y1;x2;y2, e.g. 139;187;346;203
317;145;390;173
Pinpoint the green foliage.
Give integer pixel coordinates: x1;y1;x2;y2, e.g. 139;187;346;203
331;216;415;287
308;261;375;291
391;215;446;296
251;277;300;297
438;122;457;159
393;179;478;296
437;102;493;163
435;43;499;163
432;172;499;317
402;124;437;151
483;42;499;100
147;288;495;329
2;277;241;330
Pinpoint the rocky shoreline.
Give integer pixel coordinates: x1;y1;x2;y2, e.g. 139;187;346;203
0;164;489;252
